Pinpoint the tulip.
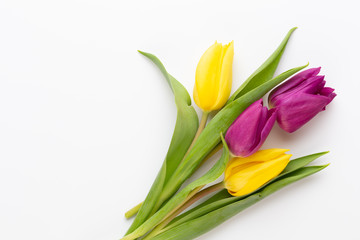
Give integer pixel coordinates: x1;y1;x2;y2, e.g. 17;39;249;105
225;99;276;157
193;41;234;112
268;67;336;133
224;149;291;196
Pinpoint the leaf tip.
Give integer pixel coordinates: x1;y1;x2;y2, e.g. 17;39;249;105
220;132;229;153
300;62;310;70
315;151;330;157
320;163;330;170
286;27;297;37
220;132;224;141
138;50;153;58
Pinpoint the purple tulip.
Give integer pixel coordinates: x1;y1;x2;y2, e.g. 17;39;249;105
268;67;336;133
225;99;276;157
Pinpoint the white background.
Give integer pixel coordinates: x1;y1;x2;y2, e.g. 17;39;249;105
1;0;359;239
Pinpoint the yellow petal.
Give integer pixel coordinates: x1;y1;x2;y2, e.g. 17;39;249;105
227;155;291;196
246;148;290;162
212;41;234;110
194;41;234;112
225;148;289;181
224;149;291;197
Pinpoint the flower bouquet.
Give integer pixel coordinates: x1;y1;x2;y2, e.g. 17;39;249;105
121;27;336;240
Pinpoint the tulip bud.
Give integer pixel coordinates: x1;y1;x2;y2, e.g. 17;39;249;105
224;149;291;197
225;99;276;157
268;67;336;133
193;41;234;112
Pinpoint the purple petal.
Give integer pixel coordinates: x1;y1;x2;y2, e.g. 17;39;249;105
298;76;325;94
271;75;325;106
225;99;276;157
320;87;337;102
246;108;277;156
225;100;263;156
276;92;332;133
269;67;321;103
319;87;336;109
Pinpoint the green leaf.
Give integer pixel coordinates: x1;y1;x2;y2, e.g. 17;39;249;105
126;52;199;234
227;27;297;103
282;151;329;175
151;164;329;240
121;136;230;240
164;151;329;230
160;63;308;204
164;189;231;232
167;189;231;228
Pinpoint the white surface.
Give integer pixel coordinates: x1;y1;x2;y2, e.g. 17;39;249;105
0;0;359;239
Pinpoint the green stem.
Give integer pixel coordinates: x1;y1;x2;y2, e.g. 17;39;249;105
183;111;209;160
125;202;143;219
149;111;210;216
124;111;210;219
196;143;223;169
121;186;204;240
124;142;220;220
142;182;225;240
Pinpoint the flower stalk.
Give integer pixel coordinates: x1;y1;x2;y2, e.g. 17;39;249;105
143;182;225;240
182;111;209;160
125;111;210;219
125;202;143;219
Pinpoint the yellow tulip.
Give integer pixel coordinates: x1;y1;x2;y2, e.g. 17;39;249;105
224;149;291;197
193;41;234;112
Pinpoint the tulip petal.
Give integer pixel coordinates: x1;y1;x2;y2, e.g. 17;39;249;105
268;67;336;133
276;92;332;133
258;108;277;150
320;87;337;101
227;156;290;196
225;99;276;157
194;42;222;111
213;41;234;110
224;151;291;196
194;41;233;111
271;76;325;106
225;148;289;181
225;100;264;157
269;67;321;103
